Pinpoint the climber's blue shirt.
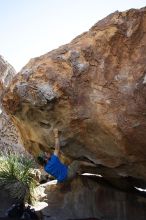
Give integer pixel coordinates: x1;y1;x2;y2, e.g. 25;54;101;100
44;154;68;183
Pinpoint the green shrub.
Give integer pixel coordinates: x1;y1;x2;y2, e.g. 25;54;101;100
0;152;37;204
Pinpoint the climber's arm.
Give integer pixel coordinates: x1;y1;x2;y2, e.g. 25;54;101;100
54;129;60;156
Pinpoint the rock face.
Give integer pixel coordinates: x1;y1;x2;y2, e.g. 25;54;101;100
0;112;25;153
40;176;146;220
2;8;146;183
0;55;16;96
0;56;24;153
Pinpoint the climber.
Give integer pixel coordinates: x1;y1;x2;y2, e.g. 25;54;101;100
37;129;80;183
37;129;96;183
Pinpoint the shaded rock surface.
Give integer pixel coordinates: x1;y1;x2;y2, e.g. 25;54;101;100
0;189;40;220
39;176;146;220
0;56;25;153
2;8;146;185
0;189;16;217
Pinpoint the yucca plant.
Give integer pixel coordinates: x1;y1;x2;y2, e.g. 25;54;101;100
0;151;37;204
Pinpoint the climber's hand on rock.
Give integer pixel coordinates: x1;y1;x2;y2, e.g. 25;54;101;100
53;128;59;138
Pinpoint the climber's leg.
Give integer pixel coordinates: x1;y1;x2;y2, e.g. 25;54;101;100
67;160;80;180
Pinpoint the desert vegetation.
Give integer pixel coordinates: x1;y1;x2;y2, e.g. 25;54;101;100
0;151;37;204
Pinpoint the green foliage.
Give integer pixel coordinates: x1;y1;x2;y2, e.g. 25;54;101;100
0;152;37;204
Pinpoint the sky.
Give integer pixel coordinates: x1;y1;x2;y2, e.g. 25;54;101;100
0;0;146;72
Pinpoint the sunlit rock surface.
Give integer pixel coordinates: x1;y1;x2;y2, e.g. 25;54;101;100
0;55;15;95
0;56;25;153
2;8;146;185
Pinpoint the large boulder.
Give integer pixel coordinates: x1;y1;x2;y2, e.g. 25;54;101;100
2;8;146;182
